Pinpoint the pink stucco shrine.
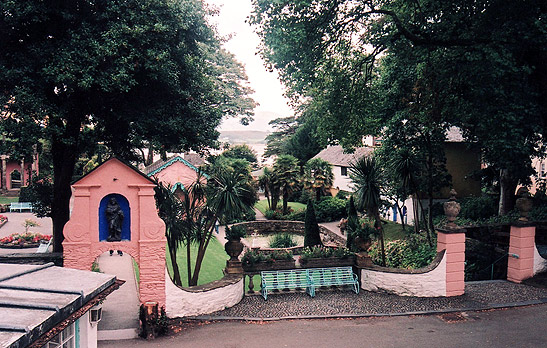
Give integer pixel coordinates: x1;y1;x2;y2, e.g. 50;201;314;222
63;158;166;305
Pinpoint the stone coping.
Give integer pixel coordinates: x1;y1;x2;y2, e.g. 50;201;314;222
0;252;63;266
358;250;445;274
173;274;243;293
436;227;467;234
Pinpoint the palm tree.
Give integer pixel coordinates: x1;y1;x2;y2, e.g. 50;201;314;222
273;155;300;215
258;167;280;210
304;158;334;201
350;156;386;266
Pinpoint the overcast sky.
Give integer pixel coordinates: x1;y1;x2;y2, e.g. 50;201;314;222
204;0;293;132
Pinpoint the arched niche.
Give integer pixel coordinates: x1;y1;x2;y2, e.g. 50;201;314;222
98;194;131;241
10;170;21;189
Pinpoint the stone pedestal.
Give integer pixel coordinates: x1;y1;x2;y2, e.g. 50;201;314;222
225;260;244;274
507;223;535;283
437;227;466;296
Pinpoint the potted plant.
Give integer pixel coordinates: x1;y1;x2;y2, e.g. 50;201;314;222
224;225;246;261
299;246;355;267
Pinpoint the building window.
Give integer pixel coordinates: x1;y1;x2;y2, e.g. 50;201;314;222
42;321;77;348
341;166;348;176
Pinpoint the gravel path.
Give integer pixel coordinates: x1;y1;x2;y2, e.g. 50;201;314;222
202;280;547;319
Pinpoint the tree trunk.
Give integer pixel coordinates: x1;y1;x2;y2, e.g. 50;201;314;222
50;118;80;253
499;169;517;215
316;187;321;202
397;203;406;231
186;241;192;286
282;188;289;215
168;243;182;287
374;209;386;267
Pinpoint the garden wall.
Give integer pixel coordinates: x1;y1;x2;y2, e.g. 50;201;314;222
232;220;345;246
359;251;447;297
165;270;243;318
534;245;547;275
0;253;63;266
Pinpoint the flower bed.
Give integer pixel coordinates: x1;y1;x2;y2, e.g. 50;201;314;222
299;246;355;267
0;215;7;228
0;232;51;248
241;249;295;272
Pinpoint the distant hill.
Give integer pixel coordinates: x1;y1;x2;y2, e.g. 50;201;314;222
219;130;270;144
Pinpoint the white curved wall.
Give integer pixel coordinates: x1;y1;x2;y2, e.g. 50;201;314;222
360;253;447;297
533;245;547;275
165;269;244;318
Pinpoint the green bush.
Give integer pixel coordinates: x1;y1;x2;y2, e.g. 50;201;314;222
368;234;436;269
268;233;297;248
264;209;283;220
225;225;246;240
314;197;346;222
459;195;498;221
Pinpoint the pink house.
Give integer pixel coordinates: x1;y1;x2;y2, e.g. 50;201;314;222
145;155;205;194
0;153;39;191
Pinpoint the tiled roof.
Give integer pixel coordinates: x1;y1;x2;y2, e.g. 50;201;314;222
183;152;206;167
312;146;374;167
145;155;201;176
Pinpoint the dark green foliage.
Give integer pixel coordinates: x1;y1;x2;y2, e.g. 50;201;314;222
459;196;499;221
335;190;349;200
222;145;258;166
263;209;305;221
224;225;246;241
304;200;322;247
346;196;359;250
268;233;297;248
18;174;53;218
314;196;347;223
368;234;436;269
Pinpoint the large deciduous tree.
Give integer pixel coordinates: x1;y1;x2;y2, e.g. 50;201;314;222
251;0;547;215
0;0;256;252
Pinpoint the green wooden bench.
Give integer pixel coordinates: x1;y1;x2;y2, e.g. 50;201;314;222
260;266;359;300
261;269;312;300
307;266;359;297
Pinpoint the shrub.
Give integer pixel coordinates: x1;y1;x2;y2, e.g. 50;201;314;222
314;197;346;222
459;195;498;221
335;190;349;200
368;234;436;269
285;210;306;221
268;233;297;248
264;209;283;220
270;250;293;260
304;200;322;247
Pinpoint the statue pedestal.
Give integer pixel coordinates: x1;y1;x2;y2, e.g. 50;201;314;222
225;260;244;274
356;252;373;267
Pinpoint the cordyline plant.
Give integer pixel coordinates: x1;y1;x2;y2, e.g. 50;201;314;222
154;169;253;287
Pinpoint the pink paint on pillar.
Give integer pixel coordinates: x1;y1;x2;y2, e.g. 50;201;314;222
63;158;166;305
507;224;536;283
437;228;466;296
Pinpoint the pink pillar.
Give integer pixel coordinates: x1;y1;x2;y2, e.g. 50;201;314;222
437;228;466;296
507;223;535;283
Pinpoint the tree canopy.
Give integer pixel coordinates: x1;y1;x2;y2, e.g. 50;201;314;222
1;0;256;251
251;0;547;214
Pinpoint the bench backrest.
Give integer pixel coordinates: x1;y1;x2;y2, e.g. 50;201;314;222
261;269;309;289
307;266;356;285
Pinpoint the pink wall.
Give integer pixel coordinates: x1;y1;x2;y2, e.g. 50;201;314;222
63;158;166;305
5;161;33;189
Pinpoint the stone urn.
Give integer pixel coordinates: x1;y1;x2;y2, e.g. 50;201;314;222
443;189;461;228
515;187;533;222
354;236;372;252
224;238;244;261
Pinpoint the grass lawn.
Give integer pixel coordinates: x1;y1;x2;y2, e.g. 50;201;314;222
0;197;18;205
382;220;409;241
255;199;306;214
166;236;229;287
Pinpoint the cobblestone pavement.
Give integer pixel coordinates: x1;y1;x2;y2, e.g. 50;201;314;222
202;280;547;319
